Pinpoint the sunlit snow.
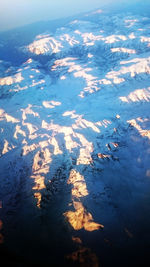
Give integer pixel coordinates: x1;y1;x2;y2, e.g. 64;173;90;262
0;3;150;266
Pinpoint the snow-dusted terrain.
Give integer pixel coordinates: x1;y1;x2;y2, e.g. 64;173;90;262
0;4;150;266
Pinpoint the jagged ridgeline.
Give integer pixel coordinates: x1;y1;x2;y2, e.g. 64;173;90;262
0;2;150;266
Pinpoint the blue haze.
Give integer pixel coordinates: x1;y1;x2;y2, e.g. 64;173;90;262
0;0;145;32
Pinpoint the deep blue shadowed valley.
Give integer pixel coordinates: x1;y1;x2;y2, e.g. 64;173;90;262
0;1;150;266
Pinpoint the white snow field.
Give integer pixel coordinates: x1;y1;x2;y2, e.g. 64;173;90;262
0;4;150;266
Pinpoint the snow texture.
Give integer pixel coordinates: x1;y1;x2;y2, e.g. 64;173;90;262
0;6;150;266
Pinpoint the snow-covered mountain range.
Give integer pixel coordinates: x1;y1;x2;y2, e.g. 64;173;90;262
0;5;150;266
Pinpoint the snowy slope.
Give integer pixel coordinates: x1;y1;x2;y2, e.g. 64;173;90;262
0;7;150;266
